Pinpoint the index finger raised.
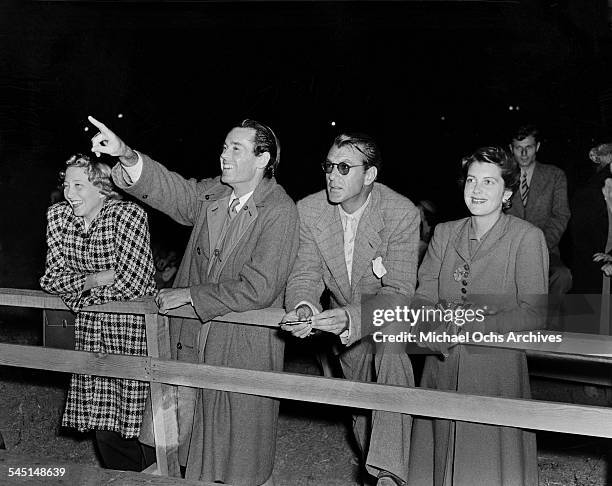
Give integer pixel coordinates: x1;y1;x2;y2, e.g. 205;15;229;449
88;115;109;132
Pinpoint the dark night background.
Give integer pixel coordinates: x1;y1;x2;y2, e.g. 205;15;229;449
1;0;612;288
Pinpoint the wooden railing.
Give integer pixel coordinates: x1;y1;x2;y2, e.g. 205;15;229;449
1;288;612;480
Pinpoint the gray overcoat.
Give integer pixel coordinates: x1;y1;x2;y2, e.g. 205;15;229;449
112;154;299;485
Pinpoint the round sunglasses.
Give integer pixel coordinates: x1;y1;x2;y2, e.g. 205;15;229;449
321;161;365;175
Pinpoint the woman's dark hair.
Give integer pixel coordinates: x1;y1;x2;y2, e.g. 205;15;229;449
459;146;519;210
61;153;122;200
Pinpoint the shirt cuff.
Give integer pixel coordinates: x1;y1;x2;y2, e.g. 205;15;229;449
339;309;351;345
122;150;143;185
295;300;319;316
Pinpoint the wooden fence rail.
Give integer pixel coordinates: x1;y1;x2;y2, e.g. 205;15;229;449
1;288;612;479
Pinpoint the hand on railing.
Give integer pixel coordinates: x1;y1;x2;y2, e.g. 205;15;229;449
155;287;192;314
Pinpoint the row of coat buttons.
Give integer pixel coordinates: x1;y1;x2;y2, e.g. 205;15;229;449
460;263;470;299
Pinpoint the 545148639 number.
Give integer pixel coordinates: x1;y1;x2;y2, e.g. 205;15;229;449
7;467;66;477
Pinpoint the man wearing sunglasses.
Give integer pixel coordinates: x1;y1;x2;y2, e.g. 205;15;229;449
281;133;420;486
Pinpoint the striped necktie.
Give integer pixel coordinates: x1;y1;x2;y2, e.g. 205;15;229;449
228;198;240;220
520;171;529;207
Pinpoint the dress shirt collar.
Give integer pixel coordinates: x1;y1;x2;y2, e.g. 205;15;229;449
229;190;254;213
338;193;371;231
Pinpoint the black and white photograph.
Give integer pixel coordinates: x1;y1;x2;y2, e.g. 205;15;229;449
1;1;612;485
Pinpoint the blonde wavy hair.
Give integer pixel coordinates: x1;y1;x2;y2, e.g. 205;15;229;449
60;154;122;200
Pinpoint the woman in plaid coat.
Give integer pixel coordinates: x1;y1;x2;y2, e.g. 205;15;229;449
40;154;156;470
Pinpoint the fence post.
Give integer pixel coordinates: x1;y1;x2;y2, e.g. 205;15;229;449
601;276;610;336
144;313;180;477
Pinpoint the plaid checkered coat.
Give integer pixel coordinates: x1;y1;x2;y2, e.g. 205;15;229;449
40;199;156;438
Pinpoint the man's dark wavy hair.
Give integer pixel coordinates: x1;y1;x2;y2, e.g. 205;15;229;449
240;119;280;179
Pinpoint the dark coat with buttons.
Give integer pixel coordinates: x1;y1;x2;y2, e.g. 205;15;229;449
407;213;548;486
112;154;299;485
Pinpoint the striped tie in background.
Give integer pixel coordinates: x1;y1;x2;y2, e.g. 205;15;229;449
520;171;529;207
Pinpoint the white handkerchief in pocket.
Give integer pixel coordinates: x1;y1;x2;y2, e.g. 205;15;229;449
372;256;387;279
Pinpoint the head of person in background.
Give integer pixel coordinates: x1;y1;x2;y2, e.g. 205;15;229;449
510;124;540;170
460;146;520;222
322;132;381;214
220;119;280;196
589;142;612;174
61;154;121;226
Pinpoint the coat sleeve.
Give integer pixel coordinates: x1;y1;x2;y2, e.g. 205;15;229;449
190;203;300;322
542;169;570;250
461;227;549;334
284;203;326;313
344;204;420;345
112;153;217;227
77;204;156;310
39;206;88;306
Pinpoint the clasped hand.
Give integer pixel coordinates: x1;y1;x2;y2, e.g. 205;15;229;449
84;269;115;291
281;306;349;338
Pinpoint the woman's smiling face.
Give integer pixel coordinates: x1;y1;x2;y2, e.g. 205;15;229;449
63;166;105;224
463;161;512;218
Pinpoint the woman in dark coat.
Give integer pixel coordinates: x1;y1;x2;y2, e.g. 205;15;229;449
408;147;548;486
40;154;156;471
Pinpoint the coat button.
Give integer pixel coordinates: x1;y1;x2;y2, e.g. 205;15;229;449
142;194;148;199
463;264;469;270
461;288;467;294
197;247;201;255
205;195;210;200
243;205;248;210
177;342;182;350
214;249;220;257
462;280;468;286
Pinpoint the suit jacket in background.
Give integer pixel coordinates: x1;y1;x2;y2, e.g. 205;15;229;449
285;182;420;346
507;161;570;256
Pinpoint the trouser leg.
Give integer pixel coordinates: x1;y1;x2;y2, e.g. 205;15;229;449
95;430;146;471
548;254;573;330
339;340;414;483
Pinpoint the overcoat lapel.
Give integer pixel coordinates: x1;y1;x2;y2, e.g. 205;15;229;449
350;191;383;292
215;202;258;276
451;219;471;262
452;214;510;264
206;195;231;261
315;204;352;302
